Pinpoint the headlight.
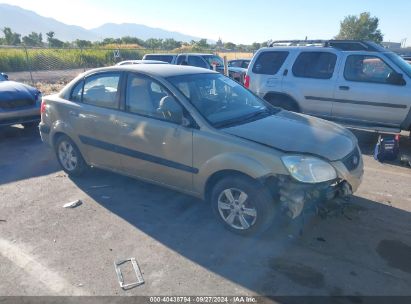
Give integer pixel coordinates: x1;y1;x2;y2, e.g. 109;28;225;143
281;155;337;183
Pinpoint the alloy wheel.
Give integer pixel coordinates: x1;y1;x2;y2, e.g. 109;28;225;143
217;188;257;230
58;140;78;172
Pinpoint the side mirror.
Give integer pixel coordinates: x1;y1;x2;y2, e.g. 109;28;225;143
1;73;8;80
158;96;183;124
387;72;406;86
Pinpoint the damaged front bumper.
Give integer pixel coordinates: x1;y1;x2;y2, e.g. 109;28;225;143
276;148;364;219
278;177;353;219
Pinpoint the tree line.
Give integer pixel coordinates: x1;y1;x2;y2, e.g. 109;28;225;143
0;27;267;51
0;12;385;50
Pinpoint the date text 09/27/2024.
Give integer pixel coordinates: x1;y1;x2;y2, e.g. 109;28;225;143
149;296;258;303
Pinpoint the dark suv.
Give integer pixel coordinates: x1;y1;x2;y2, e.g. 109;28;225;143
143;53;246;83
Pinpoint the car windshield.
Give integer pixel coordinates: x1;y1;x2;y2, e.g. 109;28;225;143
385;52;411;78
167;73;278;128
202;55;224;67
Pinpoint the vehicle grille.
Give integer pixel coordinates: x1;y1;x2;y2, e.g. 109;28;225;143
0;99;35;110
342;147;361;171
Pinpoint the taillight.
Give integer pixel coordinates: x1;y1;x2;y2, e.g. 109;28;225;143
40;99;46;114
244;75;250;88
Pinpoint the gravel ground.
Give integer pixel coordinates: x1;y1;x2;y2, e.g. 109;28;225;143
6;69;85;95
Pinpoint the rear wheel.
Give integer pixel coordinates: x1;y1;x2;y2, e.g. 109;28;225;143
210;175;276;235
55;135;87;176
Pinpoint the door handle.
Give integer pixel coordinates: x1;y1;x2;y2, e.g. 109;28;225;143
339;86;350;91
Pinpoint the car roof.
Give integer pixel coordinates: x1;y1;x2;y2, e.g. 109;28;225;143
181;53;214;56
144;53;177;56
257;45;394;54
84;64;218;78
146;53;215;56
116;60;167;65
257;46;341;53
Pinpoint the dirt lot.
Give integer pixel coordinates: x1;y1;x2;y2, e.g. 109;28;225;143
0;126;411;299
7;69;85;95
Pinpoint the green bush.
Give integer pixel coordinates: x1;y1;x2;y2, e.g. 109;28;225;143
0;48;145;72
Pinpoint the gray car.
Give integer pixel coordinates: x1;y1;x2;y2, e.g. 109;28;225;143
39;65;363;235
246;40;411;133
116;60;168;66
0;73;42;128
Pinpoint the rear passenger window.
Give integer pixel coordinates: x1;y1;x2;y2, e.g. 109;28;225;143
252;51;289;75
70;80;84;102
82;73;120;109
292;52;337;79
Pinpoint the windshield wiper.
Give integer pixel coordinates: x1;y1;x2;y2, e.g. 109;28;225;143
214;109;272;129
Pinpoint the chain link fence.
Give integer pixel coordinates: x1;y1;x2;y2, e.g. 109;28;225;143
0;46;252;94
0;46;150;94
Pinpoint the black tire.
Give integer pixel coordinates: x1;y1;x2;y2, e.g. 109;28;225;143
23;121;39;129
210;175;276;236
54;135;87;177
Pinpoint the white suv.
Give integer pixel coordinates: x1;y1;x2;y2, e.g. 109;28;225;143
245;40;411;133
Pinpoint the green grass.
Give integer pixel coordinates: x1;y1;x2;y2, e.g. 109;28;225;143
0;48;145;72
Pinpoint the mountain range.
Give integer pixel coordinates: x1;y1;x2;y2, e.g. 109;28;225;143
0;3;207;42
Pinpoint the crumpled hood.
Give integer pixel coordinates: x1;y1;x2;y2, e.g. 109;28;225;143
0;81;39;102
223;110;357;161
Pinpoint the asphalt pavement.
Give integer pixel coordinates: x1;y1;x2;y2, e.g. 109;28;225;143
0;125;410;298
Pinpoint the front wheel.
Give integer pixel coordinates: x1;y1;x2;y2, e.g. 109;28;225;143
55;135;87;176
210;176;276;235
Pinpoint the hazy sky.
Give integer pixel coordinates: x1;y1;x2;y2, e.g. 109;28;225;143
1;0;410;45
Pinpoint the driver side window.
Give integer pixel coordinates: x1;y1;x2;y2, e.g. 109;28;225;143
125;73;183;124
344;55;394;84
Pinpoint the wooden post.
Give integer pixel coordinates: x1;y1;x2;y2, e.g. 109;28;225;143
24;46;34;85
223;55;228;77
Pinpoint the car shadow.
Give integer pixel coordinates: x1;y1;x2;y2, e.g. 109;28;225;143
0;125;60;185
70;168;411;296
